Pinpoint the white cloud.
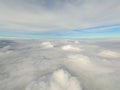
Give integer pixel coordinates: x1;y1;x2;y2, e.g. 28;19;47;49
66;54;112;74
67;54;90;65
41;42;54;48
66;54;95;72
25;69;82;90
61;45;82;52
98;50;120;58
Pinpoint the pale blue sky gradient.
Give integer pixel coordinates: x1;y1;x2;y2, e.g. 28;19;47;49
0;0;120;38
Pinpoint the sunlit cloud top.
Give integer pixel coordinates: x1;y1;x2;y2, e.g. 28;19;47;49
0;0;120;38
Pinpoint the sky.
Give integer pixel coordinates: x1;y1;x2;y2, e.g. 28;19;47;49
0;0;120;38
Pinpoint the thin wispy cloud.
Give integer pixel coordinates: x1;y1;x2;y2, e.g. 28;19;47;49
0;0;120;34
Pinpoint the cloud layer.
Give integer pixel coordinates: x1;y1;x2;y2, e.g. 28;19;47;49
0;39;120;90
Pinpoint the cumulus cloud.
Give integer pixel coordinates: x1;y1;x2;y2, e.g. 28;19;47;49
65;54;103;72
66;54;113;74
98;50;120;58
26;69;82;90
0;39;120;90
0;0;120;32
67;54;90;65
41;42;54;48
61;45;82;52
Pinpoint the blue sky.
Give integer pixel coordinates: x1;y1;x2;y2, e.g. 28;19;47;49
0;25;120;39
0;0;120;38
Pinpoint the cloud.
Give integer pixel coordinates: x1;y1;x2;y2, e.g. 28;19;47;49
98;50;120;58
66;54;95;71
0;50;12;56
25;69;82;90
0;39;120;90
65;54;113;74
61;45;82;52
41;42;54;48
0;0;120;32
67;54;90;65
0;40;18;56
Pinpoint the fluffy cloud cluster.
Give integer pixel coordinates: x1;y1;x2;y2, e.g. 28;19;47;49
67;54;90;65
0;39;120;90
26;69;82;90
41;42;54;48
61;45;81;52
98;50;120;58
